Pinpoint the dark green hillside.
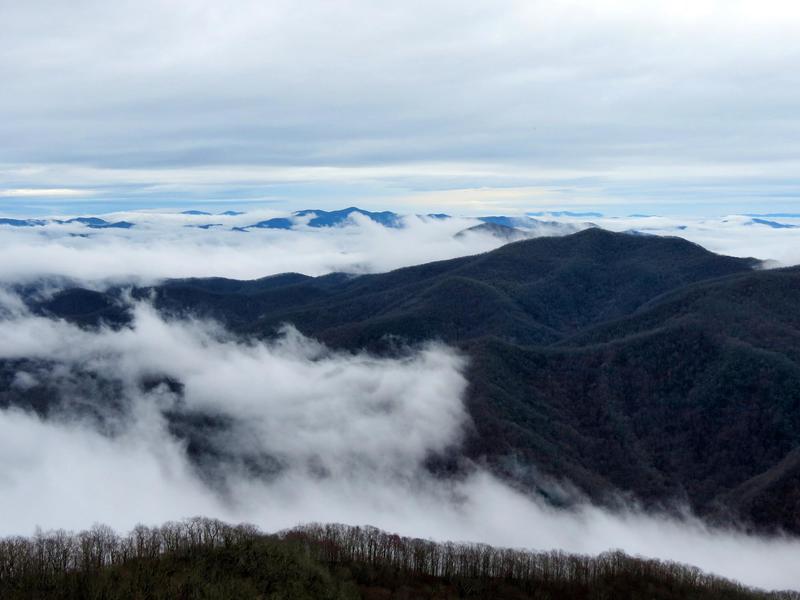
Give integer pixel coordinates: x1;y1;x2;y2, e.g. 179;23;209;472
24;229;800;531
36;228;758;348
216;229;758;346
1;518;794;600
561;266;800;357
462;321;800;527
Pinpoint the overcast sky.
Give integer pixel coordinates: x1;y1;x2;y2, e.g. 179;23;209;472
2;0;800;215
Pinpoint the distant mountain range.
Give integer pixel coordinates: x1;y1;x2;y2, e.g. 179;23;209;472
0;217;133;229
57;217;134;229
747;218;799;229
5;207;797;240
0;218;48;227
0;206;590;237
236;206;591;235
14;228;800;534
239;207;404;230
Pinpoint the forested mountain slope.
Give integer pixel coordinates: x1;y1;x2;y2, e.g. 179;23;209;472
23;229;800;532
39;228;758;347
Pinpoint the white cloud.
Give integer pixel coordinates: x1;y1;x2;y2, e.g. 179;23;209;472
1;209;800;290
0;212;512;284
0;294;799;590
2;1;800;210
559;213;800;266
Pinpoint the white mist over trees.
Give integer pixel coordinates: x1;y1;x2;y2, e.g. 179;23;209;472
0;294;799;589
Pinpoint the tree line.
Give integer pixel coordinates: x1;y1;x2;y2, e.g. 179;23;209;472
290;523;799;599
0;517;797;599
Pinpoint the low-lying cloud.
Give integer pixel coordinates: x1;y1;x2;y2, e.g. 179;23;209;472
0;212;508;284
0;292;799;591
1;209;800;289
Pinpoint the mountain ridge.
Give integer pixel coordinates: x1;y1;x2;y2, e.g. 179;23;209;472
17;228;800;532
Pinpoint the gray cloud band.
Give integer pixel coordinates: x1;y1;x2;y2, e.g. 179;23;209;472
2;1;800;211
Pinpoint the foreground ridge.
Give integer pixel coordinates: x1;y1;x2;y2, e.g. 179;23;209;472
0;517;795;599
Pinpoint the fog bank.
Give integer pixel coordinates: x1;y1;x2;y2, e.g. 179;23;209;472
0;294;798;590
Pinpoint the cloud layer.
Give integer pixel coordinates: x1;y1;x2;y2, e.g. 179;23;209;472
0;211;509;284
3;1;800;213
1;209;800;287
1;293;800;590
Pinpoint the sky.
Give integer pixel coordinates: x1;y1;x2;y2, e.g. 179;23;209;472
2;0;800;216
